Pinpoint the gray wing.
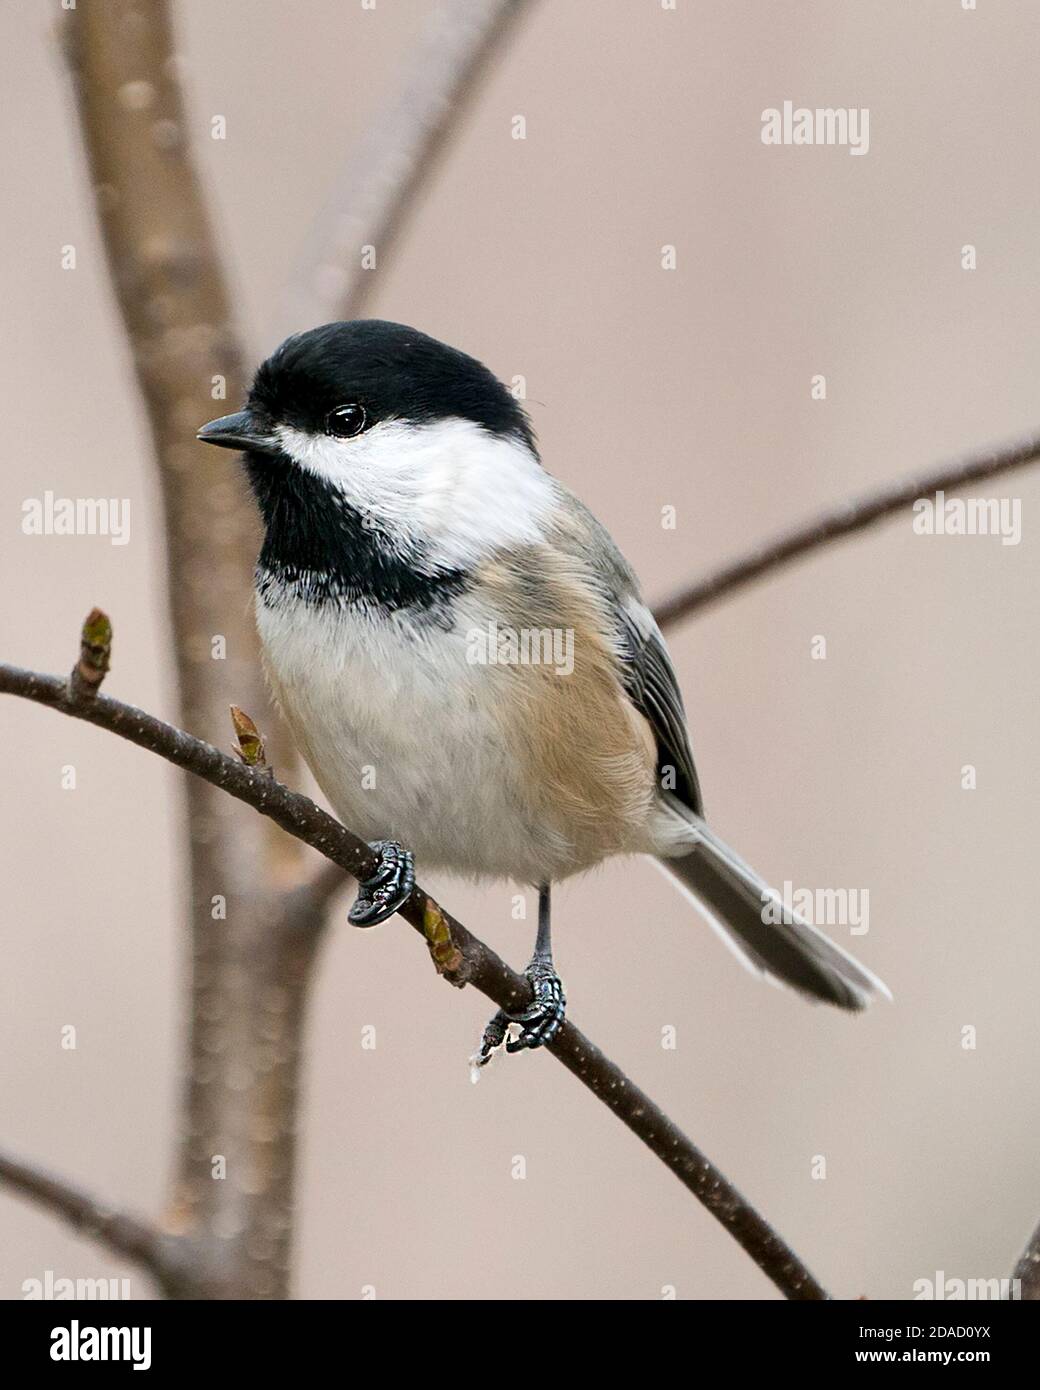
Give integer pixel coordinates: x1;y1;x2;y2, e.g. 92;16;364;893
546;486;704;816
615;599;704;817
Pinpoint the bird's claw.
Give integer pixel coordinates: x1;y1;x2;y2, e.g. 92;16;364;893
476;1011;511;1065
474;959;566;1066
348;840;415;927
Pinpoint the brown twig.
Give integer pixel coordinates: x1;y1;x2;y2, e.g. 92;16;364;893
653;430;1040;628
278;0;533;336
0;1149;182;1297
0;654;826;1301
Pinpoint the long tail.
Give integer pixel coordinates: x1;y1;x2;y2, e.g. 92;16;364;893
658;812;890;1011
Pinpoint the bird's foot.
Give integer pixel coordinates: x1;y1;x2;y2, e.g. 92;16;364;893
348;840;415;927
474;957;566;1067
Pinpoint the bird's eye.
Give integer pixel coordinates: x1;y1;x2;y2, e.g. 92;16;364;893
325;403;368;438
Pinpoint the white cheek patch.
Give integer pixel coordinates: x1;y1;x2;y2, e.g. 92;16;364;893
275;416;554;570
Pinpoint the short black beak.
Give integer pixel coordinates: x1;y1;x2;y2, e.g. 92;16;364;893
197;409;281;456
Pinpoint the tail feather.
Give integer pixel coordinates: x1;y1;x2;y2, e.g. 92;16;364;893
658;814;890;1011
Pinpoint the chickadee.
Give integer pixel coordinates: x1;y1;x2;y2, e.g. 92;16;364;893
199;320;888;1061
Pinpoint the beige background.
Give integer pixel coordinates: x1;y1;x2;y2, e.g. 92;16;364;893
2;0;1039;1300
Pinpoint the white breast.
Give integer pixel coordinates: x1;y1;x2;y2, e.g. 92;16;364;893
258;592;572;885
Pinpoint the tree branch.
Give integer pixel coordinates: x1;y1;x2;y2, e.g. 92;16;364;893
0;1149;180;1297
62;0;275;776
0;654;825;1301
653;429;1040;629
62;1;319;1295
278;0;533;337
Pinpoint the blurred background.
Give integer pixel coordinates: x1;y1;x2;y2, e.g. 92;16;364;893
2;0;1039;1299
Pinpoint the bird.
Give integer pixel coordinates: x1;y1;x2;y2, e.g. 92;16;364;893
198;320;889;1063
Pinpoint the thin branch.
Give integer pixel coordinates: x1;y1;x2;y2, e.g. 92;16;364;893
278;0;533;337
0;1148;177;1296
0;658;825;1301
1013;1218;1040;1300
653;429;1040;629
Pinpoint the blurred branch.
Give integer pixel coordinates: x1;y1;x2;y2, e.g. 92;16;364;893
653;430;1040;629
0;641;826;1302
1013;1219;1040;1300
278;0;533;336
62;0;317;1298
62;0;273;772
0;1149;177;1297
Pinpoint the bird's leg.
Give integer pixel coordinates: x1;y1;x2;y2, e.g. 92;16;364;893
476;883;566;1065
348;840;415;927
